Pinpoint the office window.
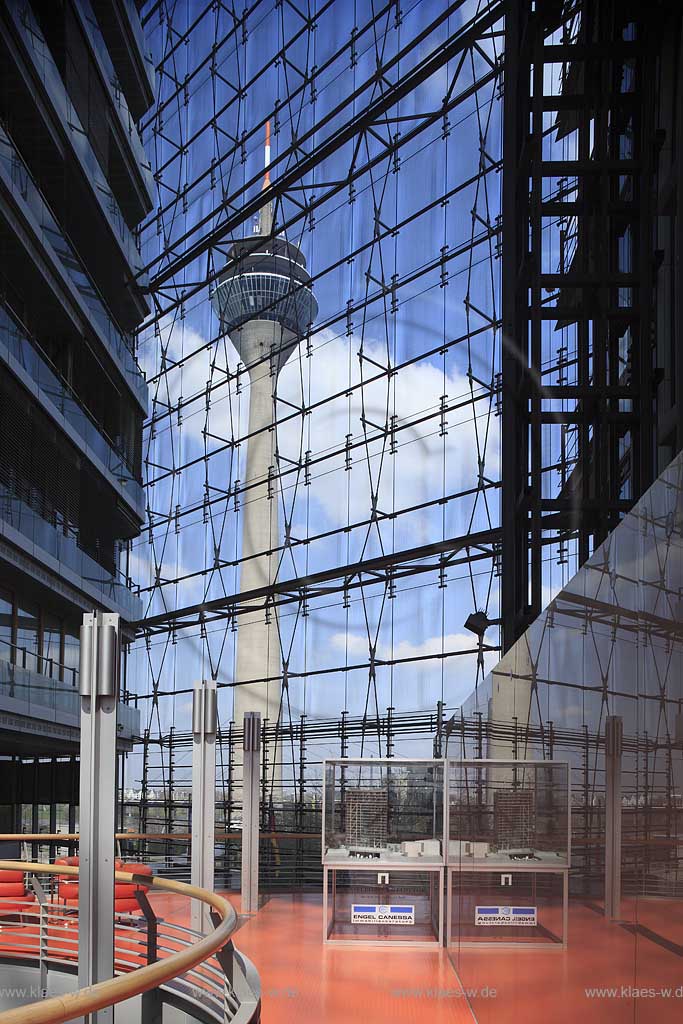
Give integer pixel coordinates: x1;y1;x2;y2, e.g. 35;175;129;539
63;623;79;686
0;587;12;662
15;599;40;673
43;613;63;679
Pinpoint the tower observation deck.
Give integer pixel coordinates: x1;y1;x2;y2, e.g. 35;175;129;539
211;123;318;737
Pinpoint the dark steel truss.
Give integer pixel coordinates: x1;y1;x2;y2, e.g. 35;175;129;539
501;0;660;649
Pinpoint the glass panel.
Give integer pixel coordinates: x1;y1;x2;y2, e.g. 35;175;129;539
459;451;683;1020
15;599;40;673
42;613;63;680
449;870;565;946
327;867;441;944
62;622;80;687
447;760;570;867
323;760;444;864
0;586;12;662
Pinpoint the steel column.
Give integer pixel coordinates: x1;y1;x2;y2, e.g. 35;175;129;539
191;679;217;934
241;711;261;914
78;610;120;1024
605;714;623;920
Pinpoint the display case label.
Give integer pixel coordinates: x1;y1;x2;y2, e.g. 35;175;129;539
475;905;537;926
351;903;415;925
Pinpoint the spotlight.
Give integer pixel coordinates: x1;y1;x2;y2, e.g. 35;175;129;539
463;610;491;638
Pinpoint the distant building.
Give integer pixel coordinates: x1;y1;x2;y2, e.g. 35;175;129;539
345;787;389;850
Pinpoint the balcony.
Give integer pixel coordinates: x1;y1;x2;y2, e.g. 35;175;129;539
0;637;140;745
0;305;144;520
92;0;155;122
71;0;155;222
0;1;149;325
0;858;260;1023
0;122;147;413
0;485;142;623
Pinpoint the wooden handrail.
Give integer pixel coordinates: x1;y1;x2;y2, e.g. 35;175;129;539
0;860;238;1024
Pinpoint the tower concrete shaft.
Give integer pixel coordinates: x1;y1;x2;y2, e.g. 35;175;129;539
211;132;317;741
233;320;295;730
210;123;317;749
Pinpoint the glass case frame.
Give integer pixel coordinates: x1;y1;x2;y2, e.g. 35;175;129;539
445;758;571;950
322;758;446;867
323;863;444;948
446;866;569;950
445;759;571;869
320;758;571;949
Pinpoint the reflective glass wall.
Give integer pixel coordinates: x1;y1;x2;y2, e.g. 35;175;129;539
459;451;683;1021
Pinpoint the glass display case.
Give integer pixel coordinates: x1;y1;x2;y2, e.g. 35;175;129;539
445;759;570;951
323;759;445;865
447;869;567;949
446;759;570;867
324;866;443;947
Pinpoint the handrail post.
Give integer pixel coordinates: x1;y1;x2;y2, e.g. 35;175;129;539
191;679;217;934
134;888;158;964
28;874;48;998
78;610;120;1024
209;908;234;987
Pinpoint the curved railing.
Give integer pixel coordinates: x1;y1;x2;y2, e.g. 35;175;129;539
0;860;259;1024
4;831;321;888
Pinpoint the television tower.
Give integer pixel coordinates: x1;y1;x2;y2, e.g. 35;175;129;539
211;122;318;732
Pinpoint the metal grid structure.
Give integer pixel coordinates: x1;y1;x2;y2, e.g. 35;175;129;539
107;0;683;895
126;0;506;829
501;0;679;649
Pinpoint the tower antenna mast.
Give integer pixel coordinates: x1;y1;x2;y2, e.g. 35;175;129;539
258;120;273;235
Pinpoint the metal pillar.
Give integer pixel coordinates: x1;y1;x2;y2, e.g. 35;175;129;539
78;611;120;1023
241;711;261;914
191;679;217;934
605;715;623;920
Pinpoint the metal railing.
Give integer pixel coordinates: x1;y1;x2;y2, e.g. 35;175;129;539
0;635;78;688
0;642;140;737
0;302;143;502
0;860;260;1024
3;831;323;891
0;482;142;622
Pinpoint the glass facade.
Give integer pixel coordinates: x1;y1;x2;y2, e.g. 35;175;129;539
15;599;40;675
457;449;683;1020
0;587;12;666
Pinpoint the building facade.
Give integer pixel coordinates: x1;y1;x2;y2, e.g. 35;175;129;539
0;0;153;800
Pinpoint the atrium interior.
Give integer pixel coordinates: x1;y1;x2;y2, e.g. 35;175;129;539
0;1;682;1022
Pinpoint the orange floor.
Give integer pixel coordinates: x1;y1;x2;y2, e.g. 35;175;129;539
147;891;683;1023
150;891;475;1023
453;897;683;1024
2;892;682;1022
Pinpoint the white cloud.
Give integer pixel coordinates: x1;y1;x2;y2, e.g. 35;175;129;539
330;632;368;655
140;319;499;550
331;629;492;664
277;329;498;540
391;631;478;661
